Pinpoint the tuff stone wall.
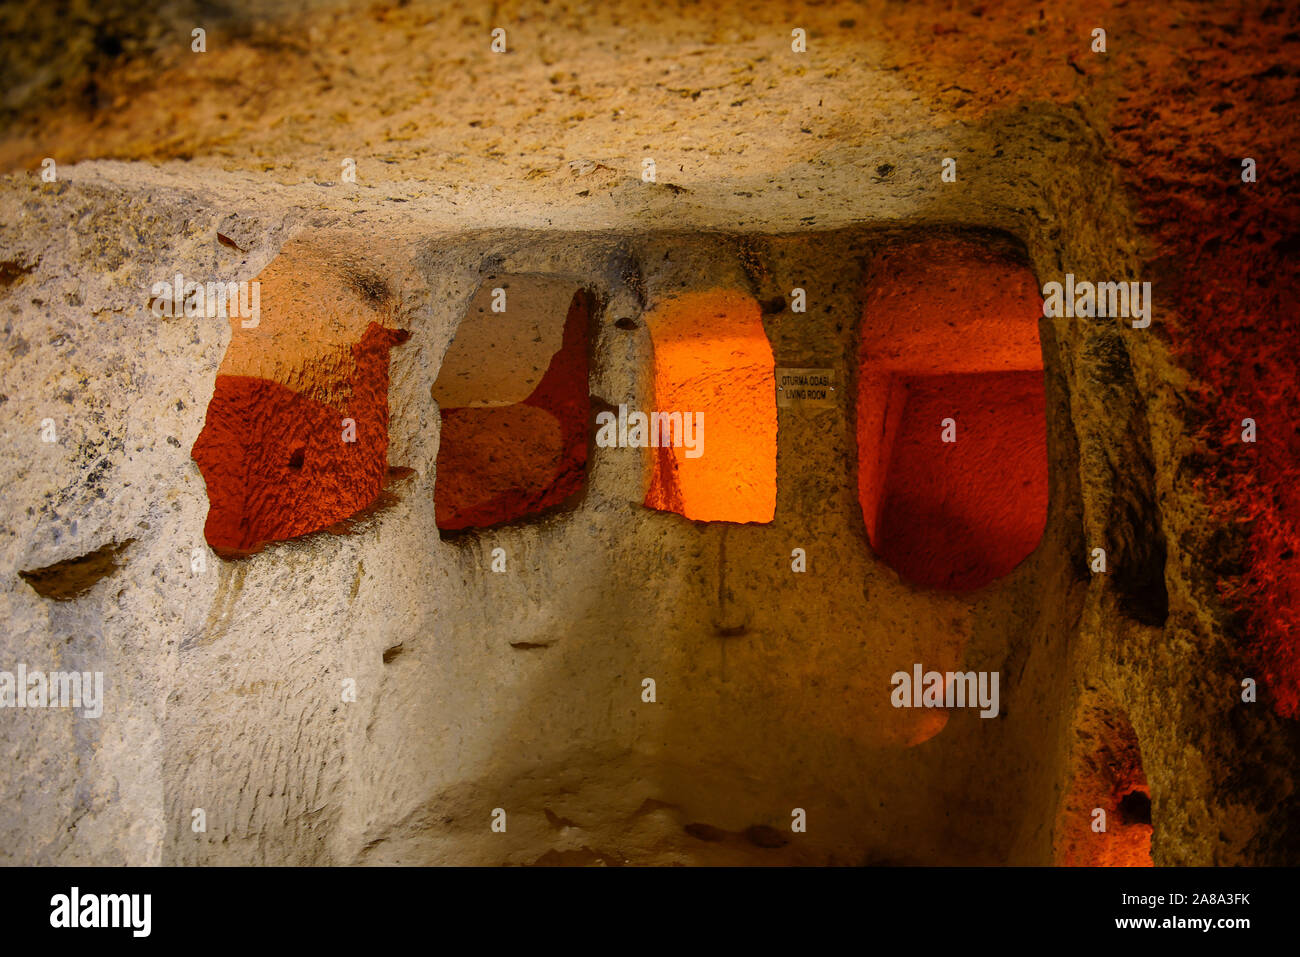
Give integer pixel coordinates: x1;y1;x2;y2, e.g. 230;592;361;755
0;0;1296;866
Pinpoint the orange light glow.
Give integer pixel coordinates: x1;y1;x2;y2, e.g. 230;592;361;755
643;289;777;523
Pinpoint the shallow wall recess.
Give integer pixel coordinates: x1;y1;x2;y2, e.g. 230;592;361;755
1056;698;1154;867
642;289;776;524
192;241;409;556
857;238;1047;590
18;540;133;600
432;276;593;532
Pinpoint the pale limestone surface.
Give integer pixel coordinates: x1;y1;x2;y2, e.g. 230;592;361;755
0;0;1293;866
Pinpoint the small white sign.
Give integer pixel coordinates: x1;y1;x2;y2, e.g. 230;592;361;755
776;367;836;408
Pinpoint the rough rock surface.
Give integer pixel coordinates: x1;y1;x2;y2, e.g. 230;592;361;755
0;0;1297;866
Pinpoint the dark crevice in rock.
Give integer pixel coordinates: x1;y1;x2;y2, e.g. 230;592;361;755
1110;402;1171;628
0;259;37;289
19;539;133;600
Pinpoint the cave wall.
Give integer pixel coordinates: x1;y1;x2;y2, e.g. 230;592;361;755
1;0;1296;866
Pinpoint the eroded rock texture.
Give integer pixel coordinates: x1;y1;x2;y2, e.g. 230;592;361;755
0;0;1297;867
195;323;408;554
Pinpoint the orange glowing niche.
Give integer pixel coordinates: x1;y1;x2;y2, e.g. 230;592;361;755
642;289;777;524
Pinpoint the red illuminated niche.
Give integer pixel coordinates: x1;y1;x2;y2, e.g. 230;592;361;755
193;322;408;555
434;290;591;531
857;238;1047;591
